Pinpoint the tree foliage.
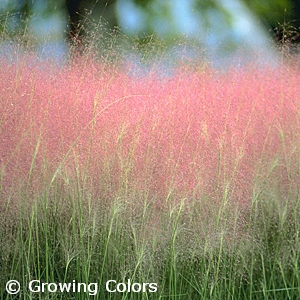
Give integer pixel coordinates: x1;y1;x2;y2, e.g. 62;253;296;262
1;0;299;45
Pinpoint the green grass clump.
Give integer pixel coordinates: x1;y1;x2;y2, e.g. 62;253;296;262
1;162;300;299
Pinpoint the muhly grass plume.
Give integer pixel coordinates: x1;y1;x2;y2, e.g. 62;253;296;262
1;51;300;298
1;56;300;205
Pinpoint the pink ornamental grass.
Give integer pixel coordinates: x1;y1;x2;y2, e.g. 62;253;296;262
1;56;300;207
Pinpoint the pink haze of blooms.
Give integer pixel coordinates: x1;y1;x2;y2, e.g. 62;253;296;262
1;56;300;207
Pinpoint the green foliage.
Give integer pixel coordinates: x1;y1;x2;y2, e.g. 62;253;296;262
0;0;65;41
243;0;293;29
1;0;299;50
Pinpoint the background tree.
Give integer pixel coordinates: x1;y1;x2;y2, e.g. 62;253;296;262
243;0;300;46
66;0;118;47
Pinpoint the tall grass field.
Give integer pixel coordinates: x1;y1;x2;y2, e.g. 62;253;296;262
1;36;300;299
